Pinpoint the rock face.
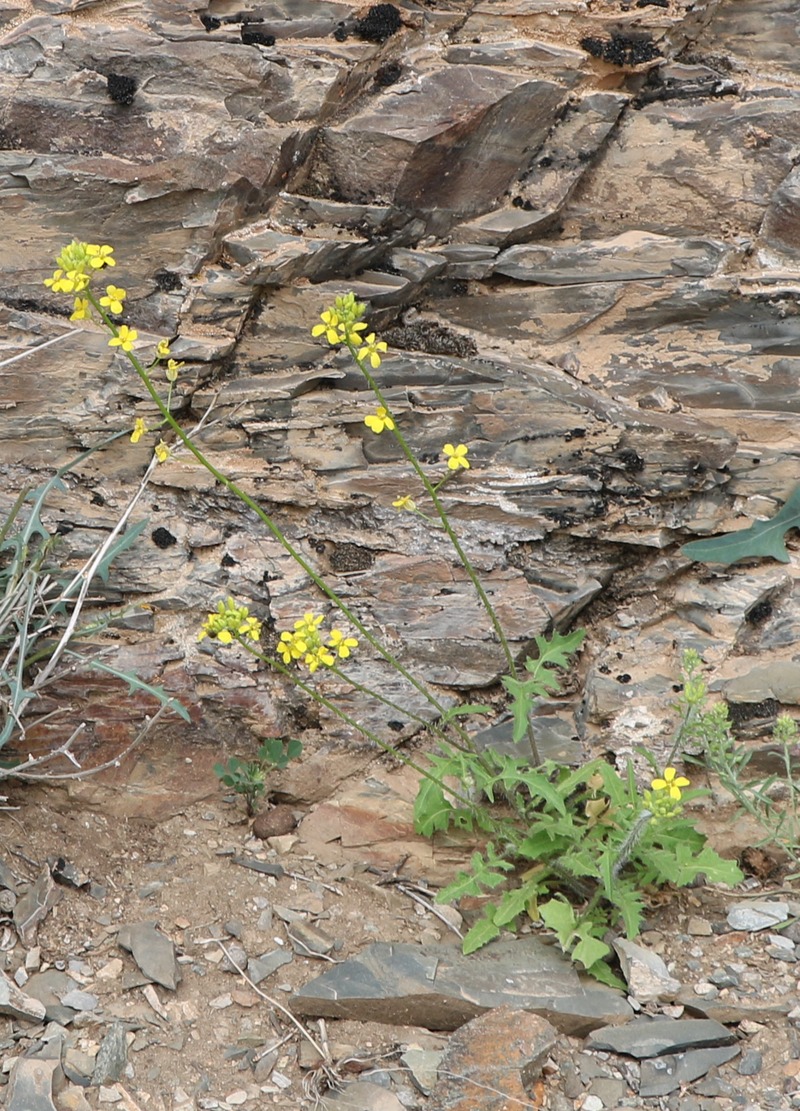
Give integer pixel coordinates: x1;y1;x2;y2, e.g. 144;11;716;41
2;0;800;772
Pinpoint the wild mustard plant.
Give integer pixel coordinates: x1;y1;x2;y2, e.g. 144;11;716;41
43;245;745;983
672;649;800;875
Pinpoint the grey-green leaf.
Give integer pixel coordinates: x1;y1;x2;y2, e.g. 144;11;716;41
681;485;800;566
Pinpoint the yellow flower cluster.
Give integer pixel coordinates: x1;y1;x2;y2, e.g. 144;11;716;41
643;767;690;819
44;241;116;295
443;443;470;470
198;597;263;645
364;406;395;434
278;612;358;674
312;293;368;346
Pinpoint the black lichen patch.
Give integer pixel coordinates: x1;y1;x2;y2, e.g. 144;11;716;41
107;73;137;106
636;0;668;6
580;33;660;67
151;527;177;549
727;697;779;726
617;448;644;473
241;25;276;47
221;553;237;568
745;598;773;625
333;22;349;41
200;12;221;30
329;542;374;573
382;320;478;358
374;61;403;87
354;4;402;43
153;269;183;292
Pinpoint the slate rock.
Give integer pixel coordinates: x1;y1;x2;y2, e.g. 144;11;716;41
427;1006;557;1111
247;949;293;986
23;970;78;1025
92;1022;128;1086
401;1049;443;1097
287;921;336;957
613;938;681;1004
315;66;564;231
117;921;181;990
0;968;47;1023
726;901;790;932
323;1080;405;1111
638;1045;740;1098
587;1017;736;1059
290;937;632;1036
13;865;58;947
6;1056;61;1111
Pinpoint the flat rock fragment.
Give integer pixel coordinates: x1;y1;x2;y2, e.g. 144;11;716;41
290;937;632;1035
6;1056;61;1111
117;921;181;991
638;1045;741;1098
13;866;58;947
726;901;790;931
92;1022;128;1086
21;970;78;1025
323;1080;405;1111
587;1017;735;1058
427;1006;557;1111
247;949;294;985
613;939;681;1004
0;968;47;1023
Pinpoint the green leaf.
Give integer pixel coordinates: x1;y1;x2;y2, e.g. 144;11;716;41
437;867;484;904
493;884;537;928
682;485;800;565
539;897;577;947
462;909;501;955
414;778;453;837
585;960;627;991
501;674;536;744
572;933;611;972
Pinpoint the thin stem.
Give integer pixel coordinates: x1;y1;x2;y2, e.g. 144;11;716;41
352;346;516;677
89;293;452;726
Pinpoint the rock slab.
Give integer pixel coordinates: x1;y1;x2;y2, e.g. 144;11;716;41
290;937;632;1036
117;921;181;991
427;1005;556;1111
587;1017;736;1059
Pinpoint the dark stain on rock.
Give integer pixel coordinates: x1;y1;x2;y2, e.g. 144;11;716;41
354;4;402;43
199;13;221;31
374;62;403;88
383;321;477;357
107;74;137;106
153;269;182;292
330;543;374;572
580;33;660;67
241;25;276;47
151;527;177;549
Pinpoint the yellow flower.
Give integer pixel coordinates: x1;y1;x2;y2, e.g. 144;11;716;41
99;285;126;314
364;406;395;434
157;339;171;358
198;597;262;644
85;244;115;269
650;767;690;800
392;495;417;512
357;333;388;369
130;417;147;444
154;440;170;463
443;443;470;471
328;629;358;659
108;325;138;352
311;294;369;347
166;358;184;382
70;297;91;321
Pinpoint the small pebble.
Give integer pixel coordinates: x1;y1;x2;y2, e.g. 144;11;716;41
738;1049;763;1076
225;1091;248;1106
687;916;713;936
581;1096;603;1111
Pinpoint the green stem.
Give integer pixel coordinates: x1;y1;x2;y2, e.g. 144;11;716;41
90;293;452;726
351;344;542;764
240;639;499;819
